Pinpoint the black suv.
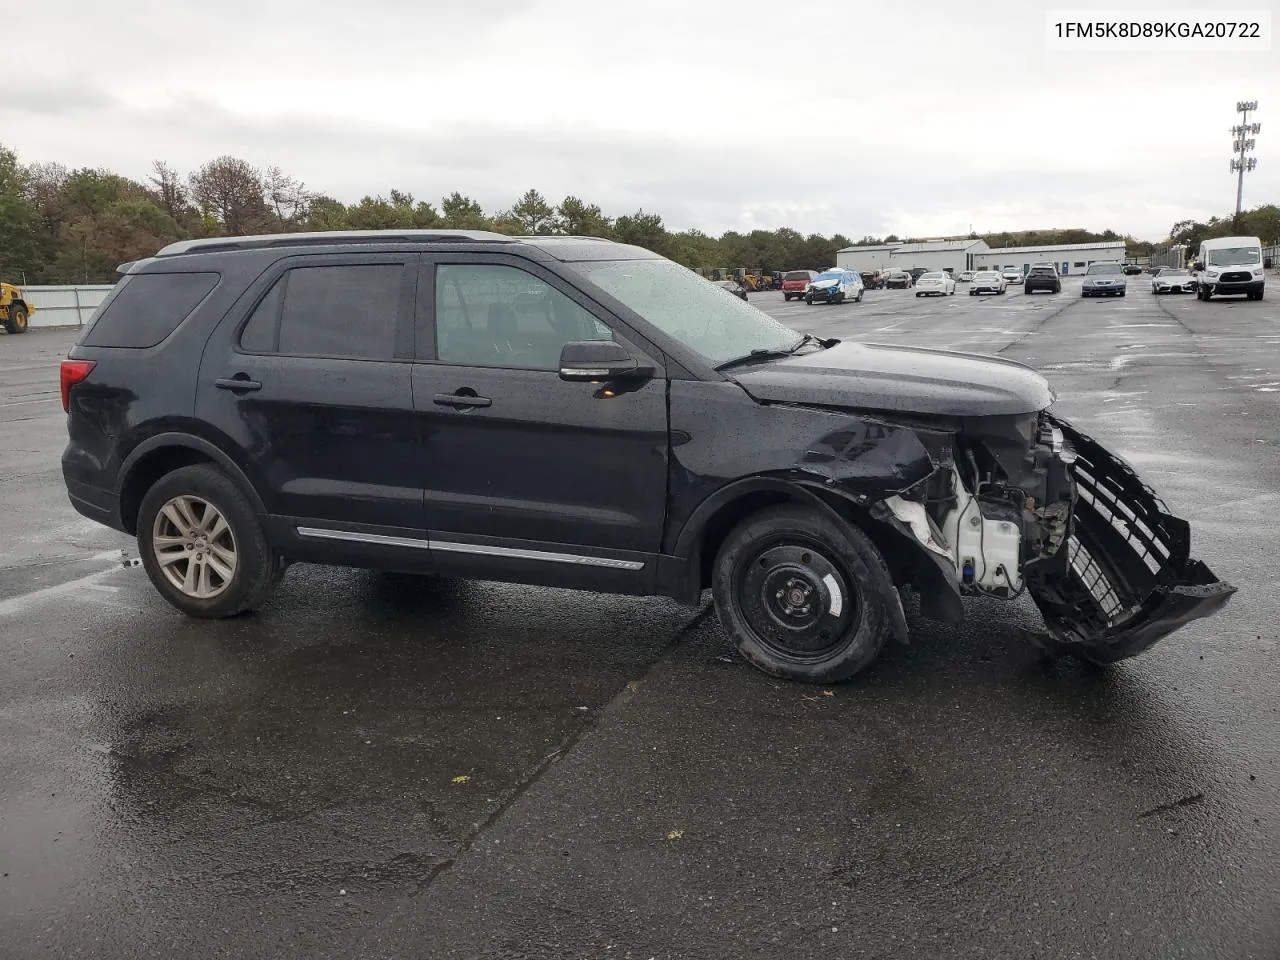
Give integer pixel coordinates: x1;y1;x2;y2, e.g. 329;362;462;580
60;230;1235;683
1023;264;1062;294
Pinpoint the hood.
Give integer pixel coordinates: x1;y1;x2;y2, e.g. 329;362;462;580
730;341;1055;417
811;276;841;288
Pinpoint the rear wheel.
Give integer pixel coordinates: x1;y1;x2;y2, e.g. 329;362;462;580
3;305;28;335
137;464;280;619
712;505;897;684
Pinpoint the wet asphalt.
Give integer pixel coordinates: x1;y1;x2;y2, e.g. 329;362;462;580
1;277;1278;959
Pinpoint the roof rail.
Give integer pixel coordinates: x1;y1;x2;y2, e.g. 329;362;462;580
154;229;518;257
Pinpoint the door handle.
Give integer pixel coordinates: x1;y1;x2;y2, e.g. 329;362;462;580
215;375;263;392
433;392;492;409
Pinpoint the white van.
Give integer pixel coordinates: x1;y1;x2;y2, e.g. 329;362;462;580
1192;236;1265;301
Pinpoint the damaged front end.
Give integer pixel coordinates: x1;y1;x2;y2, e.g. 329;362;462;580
875;410;1236;663
1021;415;1236;662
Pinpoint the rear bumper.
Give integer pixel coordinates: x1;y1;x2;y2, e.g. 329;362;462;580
65;476;124;531
1025;280;1060;291
1025;415;1236;663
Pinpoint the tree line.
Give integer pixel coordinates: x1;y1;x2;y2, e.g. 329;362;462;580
1;142;1270;285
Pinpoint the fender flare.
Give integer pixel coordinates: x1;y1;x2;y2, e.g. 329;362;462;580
117;432;267;517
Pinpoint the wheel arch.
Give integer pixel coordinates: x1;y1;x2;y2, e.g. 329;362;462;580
117;433;266;535
670;476;960;641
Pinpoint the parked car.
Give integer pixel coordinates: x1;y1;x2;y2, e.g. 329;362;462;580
1151;268;1195;295
909;267;929;283
781;270;818;301
1122;264;1142;275
914;271;956;297
882;270;913;289
1023;264;1062;294
59;229;1235;683
860;271;884;290
957;271;975;282
969;271;1007;295
1081;261;1127;297
715;279;749;300
806;269;864;305
1191;235;1265;301
1001;268;1024;286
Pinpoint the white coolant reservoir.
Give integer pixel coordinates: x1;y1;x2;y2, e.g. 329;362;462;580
940;482;1024;595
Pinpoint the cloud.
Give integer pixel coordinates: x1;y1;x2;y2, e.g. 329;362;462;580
4;0;1277;240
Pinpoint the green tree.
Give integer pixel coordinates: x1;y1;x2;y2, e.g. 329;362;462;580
0;145;41;281
555;196;612;237
509;188;556;234
441;192;488;229
613;210;669;255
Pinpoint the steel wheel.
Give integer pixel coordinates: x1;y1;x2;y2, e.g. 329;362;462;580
151;494;238;599
734;540;858;665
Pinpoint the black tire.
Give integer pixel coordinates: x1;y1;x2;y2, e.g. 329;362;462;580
783;294;790;302
856;289;863;302
712;505;897;684
969;290;976;296
835;291;845;304
3;304;28;335
805;296;813;304
136;464;279;618
915;292;921;298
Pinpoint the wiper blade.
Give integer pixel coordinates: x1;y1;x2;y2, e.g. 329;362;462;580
715;349;791;371
715;335;825;372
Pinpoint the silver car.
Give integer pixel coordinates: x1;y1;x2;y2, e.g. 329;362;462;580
1081;261;1127;298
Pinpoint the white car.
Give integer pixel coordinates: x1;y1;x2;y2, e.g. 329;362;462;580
1001;268;1024;286
805;268;864;304
1151;268;1196;295
914;271;956;297
969;271;1007;295
958;271;975;282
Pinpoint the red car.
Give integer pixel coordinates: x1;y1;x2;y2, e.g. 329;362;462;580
781;270;818;301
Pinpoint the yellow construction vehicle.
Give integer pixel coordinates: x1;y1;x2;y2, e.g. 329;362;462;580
1;282;33;335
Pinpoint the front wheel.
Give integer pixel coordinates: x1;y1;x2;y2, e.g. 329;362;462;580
3;305;28;335
137;464;280;618
712;505;898;684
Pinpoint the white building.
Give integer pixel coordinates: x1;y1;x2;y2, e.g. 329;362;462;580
835;244;896;273
837;239;991;275
972;241;1126;276
886;239;990;275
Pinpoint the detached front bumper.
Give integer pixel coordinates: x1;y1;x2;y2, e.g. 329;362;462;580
1025;415;1236;663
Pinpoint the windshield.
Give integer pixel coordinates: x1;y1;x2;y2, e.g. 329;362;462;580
1086;263;1123;275
1207;246;1261;266
814;271;843;282
1161;269;1189;277
568;258;801;366
974;272;999;279
920;272;944;280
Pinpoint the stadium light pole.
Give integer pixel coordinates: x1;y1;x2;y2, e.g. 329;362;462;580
1231;100;1260;217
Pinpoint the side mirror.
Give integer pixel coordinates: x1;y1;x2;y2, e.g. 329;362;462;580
559;340;651;382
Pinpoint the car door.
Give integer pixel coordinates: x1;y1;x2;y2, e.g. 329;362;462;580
412;253;669;590
197;252;429;555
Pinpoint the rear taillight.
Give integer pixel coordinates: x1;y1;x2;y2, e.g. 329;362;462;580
60;360;96;412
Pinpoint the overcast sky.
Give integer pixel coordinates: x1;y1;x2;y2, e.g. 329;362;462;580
7;0;1277;240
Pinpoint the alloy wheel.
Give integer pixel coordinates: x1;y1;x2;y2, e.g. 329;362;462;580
151;495;238;599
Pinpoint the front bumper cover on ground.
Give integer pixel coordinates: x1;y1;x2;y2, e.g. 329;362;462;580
1025;415;1236;663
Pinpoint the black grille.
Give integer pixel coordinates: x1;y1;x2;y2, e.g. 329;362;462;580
1220;271;1252;283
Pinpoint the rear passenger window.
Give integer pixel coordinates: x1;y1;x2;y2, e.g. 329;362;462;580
435;264;612;370
80;272;219;348
277;264;402;360
239;282;282;353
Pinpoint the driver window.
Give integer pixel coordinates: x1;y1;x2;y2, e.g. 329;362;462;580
435;264;612;370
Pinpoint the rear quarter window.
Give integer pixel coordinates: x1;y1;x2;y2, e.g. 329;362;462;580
80;272;220;348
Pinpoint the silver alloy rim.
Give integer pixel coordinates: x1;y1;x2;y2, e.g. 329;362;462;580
152;495;238;599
